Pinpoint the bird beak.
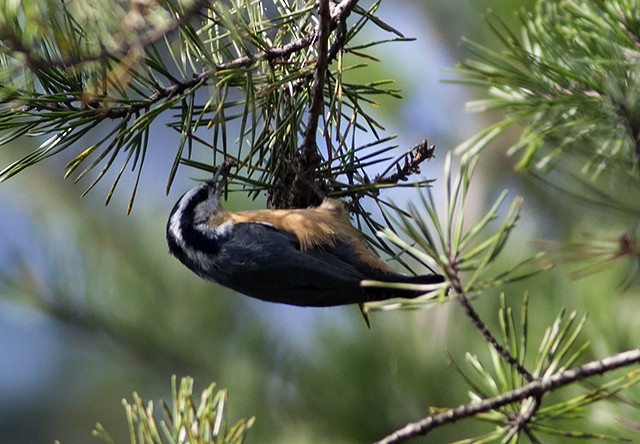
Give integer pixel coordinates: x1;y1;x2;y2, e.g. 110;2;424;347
206;163;227;196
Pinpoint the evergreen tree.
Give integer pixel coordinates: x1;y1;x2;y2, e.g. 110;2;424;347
0;0;638;442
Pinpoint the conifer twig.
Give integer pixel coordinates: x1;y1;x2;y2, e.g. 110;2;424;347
449;270;534;382
374;348;640;444
1;0;211;69
290;0;332;207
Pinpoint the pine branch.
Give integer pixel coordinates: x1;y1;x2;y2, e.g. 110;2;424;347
0;0;211;70
0;0;360;119
374;348;640;444
289;0;332;208
453;1;640;177
375;139;435;186
451;0;640;286
3;0;426;213
300;0;330;159
94;376;254;444
366;152;547;312
0;0;358;76
450;271;534;382
217;0;359;70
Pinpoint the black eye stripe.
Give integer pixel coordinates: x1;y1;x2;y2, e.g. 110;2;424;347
170;187;208;227
167;185;222;260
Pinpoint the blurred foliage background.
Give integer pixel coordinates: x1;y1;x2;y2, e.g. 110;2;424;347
2;0;639;443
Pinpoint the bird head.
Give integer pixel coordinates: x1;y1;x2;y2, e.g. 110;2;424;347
168;163;229;236
166;160;239;279
204;162;226;197
191;162;228;224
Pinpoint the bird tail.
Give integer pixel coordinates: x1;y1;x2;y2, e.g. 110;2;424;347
362;273;445;302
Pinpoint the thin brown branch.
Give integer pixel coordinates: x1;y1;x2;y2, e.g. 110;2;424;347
321;140;436;200
508;395;540;440
375;139;436;186
264;0;361;208
284;0;333;208
300;0;331;161
276;9;349;101
373;348;640;444
449;271;534;382
218;0;359;70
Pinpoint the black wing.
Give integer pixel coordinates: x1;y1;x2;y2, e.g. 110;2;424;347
210;222;382;306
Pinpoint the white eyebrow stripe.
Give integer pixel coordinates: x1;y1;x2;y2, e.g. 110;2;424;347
169;211;185;247
168;186;207;248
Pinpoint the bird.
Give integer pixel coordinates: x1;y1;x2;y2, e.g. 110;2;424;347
166;165;445;307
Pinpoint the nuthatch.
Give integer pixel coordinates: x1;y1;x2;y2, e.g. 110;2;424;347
166;165;444;307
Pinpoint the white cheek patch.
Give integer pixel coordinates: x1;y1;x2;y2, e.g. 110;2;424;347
214;220;234;236
195;219;234;239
